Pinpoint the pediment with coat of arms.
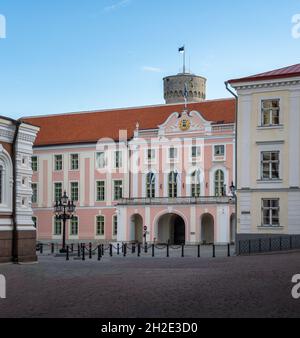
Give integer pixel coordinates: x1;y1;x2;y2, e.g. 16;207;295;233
158;110;212;136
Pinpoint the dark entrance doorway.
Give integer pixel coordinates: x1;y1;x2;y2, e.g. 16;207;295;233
172;215;186;245
157;213;186;245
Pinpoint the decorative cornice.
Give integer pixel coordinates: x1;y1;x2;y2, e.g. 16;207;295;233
235;79;300;91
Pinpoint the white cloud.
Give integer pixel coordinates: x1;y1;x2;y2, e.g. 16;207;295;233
141;66;162;73
104;0;132;12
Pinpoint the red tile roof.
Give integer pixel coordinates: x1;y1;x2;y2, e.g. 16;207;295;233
22;99;236;147
228;63;300;84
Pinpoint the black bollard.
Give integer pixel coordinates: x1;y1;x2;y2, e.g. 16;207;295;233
71;244;74;253
132;244;136;254
51;243;55;254
137;243;141;257
152;244;155;257
144;242;148;254
123;243;127;257
227;243;231;257
181;244;184;258
40;243;43;254
117;243;120;255
198;244;201;258
82;244;85;261
167;244;169;258
213;244;216;258
66;246;69;261
102;244;104;256
110;244;113;257
89;243;92;259
98;245;102;261
78;244;81;257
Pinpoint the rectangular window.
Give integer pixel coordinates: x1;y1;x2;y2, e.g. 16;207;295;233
70;182;79;202
96;181;105;201
147;149;155;161
261;99;280;126
54;155;63;171
70;154;79;170
32;183;38;204
32;216;37;228
70;217;79;236
96;152;106;169
191;183;201;198
113;215;118;236
96;216;105;236
114;180;123;200
262;199;280;227
54;183;62;201
261;151;280;180
32;156;38;172
115;151;122;168
169;147;178;160
192;146;201;158
54;218;62;235
214;145;225;157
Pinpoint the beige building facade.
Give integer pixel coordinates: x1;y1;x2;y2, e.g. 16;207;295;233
228;64;300;250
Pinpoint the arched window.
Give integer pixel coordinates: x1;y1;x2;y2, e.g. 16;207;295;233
191;170;201;197
146;172;155;198
0;146;13;212
214;170;225;196
168;171;178;198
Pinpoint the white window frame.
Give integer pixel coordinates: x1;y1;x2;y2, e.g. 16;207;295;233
95;215;105;238
54;154;63;171
53;217;62;238
70;153;79;171
114;150;123;169
70;181;79;202
260;151;280;181
213;144;226;162
112;214;118;237
54;182;63;202
113;180;123;201
32;156;38;172
261;199;280;228
70;215;79;238
261;99;280;127
96;180;106;202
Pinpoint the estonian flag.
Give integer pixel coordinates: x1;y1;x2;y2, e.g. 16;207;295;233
178;46;185;53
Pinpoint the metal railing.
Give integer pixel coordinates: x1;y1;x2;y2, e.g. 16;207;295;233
118;196;235;206
238;235;300;255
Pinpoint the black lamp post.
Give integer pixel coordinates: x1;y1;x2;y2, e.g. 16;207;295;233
54;191;76;253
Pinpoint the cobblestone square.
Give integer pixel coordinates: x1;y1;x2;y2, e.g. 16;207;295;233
1;252;300;318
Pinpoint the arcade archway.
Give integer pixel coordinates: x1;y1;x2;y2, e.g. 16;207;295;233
157;213;186;245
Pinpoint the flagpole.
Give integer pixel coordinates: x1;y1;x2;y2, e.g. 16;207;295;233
183;45;186;74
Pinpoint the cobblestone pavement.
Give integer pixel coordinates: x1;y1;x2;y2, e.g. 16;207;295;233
1;252;300;318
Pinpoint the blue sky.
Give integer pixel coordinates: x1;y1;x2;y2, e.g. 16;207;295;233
0;0;299;118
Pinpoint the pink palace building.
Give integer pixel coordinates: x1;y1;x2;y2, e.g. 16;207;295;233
24;71;236;245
